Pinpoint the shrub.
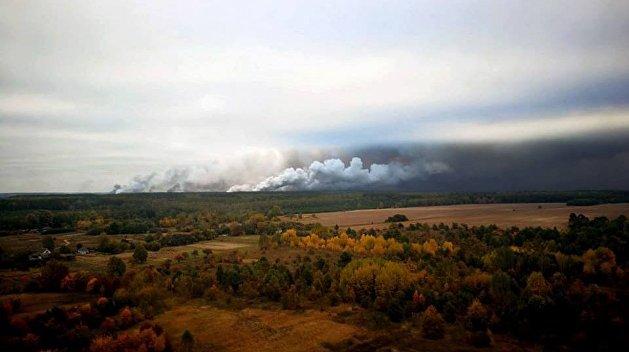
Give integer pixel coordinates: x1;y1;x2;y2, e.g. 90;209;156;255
420;306;445;340
385;214;408;223
133;245;148;264
464;299;492;346
338;251;352;267
525;272;551;297
89;323;167;352
40;260;69;290
465;299;489;331
107;256;127;277
181;329;194;352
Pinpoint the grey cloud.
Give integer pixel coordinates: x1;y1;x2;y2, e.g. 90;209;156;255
348;132;629;192
115;132;629;193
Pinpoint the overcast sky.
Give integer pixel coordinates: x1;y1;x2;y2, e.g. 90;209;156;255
1;1;628;192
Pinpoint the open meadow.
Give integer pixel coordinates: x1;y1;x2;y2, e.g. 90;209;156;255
292;202;629;229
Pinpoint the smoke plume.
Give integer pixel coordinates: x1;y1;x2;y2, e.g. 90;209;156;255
112;155;448;193
112;149;289;193
112;133;629;193
227;157;448;192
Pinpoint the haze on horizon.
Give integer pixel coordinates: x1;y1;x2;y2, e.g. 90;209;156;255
1;1;628;193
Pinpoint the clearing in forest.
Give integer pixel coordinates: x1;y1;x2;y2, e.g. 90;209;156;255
293;203;629;229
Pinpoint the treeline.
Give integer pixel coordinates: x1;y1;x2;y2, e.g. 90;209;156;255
2;190;628;231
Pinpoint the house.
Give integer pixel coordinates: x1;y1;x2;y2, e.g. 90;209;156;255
41;248;52;258
77;247;89;255
28;253;42;262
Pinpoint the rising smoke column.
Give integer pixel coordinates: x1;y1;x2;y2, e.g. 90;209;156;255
111;149;289;193
112;152;451;193
227;157;448;191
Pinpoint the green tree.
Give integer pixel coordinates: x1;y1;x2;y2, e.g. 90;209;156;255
133;245;148;264
107;256;126;276
216;265;227;289
267;205;282;219
338;251;352;267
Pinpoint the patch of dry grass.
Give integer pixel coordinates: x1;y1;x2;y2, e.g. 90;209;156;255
154;302;364;352
66;235;260;271
1;292;93;318
293;203;629;229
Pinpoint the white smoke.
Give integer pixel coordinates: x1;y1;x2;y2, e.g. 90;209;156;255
112;149;288;193
227;157;448;192
113;150;451;193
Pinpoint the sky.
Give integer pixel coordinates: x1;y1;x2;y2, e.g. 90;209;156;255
1;0;628;192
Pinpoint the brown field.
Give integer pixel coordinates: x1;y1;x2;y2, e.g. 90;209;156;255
154;302;364;352
0;235;261;275
68;235;260;272
0;232;146;253
0;292;93;318
154;301;536;352
292;203;629;229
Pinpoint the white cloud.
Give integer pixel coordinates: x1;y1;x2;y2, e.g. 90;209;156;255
409;108;629;143
0;94;83;116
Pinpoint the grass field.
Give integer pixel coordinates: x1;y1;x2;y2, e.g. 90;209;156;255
155;302;365;352
0;292;93;318
0;233;146;253
68;235;260;272
153;300;537;352
291;202;629;229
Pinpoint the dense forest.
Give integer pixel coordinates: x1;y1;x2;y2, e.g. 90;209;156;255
1;190;628;232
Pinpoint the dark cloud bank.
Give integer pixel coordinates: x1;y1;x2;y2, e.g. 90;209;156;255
115;131;629;193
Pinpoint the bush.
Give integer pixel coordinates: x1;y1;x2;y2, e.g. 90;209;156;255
107;256;126;277
465;299;489;331
421;306;445;340
133;245;148;264
338;251;352;267
385;214;408;223
89;323;167;352
40;260;69;290
181;329;194;352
